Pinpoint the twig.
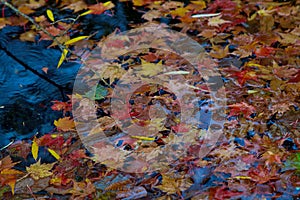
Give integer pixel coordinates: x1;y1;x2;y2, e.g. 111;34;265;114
1;0;85;63
27;184;38;200
0;0;66;52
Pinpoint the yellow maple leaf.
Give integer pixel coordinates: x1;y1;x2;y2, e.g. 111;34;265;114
208;15;230;27
26;159;55;180
136;59;163;77
101;64;126;82
169;7;189;18
155;173;193;194
210;45;229;59
54;117;75;132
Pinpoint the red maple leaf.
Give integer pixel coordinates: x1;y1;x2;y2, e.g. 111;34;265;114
230;69;258;86
228;102;256;119
254;46;276;57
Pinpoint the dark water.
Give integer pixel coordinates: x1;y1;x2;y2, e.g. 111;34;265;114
0;1;129;149
0;36;81;148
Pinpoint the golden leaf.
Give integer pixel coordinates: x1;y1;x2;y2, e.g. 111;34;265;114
31;137;39;160
208;15;230;27
46;9;55;22
26;159;55;180
64;36;89;45
57;49;68;69
54;117;75;131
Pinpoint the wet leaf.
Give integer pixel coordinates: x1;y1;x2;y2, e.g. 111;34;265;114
208;15;230;27
26;159;55;180
47;148;61;160
228;102;256;119
46;9;55;22
54;117;75;131
31;137;39;160
57;49;68;68
64;36;89;45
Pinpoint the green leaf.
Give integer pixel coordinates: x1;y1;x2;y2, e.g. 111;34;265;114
83;84;108;100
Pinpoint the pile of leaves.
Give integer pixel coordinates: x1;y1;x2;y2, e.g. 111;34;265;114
0;0;299;199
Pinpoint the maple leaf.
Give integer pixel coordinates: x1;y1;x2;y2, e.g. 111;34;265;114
39;26;61;41
261;150;282;166
51;100;72;114
82;1;114;16
135;59;163;77
211;185;243;200
50;173;72;186
101;64;126;83
54;117;75;132
208;15;230;27
155;173;193;194
228;102;256;119
210;45;229;59
63;1;88;12
132;0;154;6
254;46;276;57
26;159;55;180
142;10;162;21
0;156;23;194
169;7;189;18
227;68;258;86
248;165;279;184
69;179;95;198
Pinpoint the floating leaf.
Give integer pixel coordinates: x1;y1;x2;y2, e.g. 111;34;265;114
228;102;256;119
26;159;55;180
48;148;61;160
64;36;89;45
83;84;108;100
208;15;230;27
31;137;39;160
46;9;55;22
57;49;68;69
54;117;75;131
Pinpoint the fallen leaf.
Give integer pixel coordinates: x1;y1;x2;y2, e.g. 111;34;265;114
57;49;68;68
64;36;89;45
26;159;55;180
208;15;230;27
228;102;256;119
31;137;39;160
54;117;75;131
46;9;55;22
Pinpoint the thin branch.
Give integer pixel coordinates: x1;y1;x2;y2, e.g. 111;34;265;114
1;0;85;63
0;0;66;52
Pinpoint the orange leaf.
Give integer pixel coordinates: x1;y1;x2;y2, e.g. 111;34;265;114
54;117;75;131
